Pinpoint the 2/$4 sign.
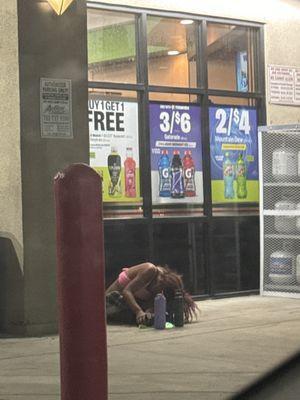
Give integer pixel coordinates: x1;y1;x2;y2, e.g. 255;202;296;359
209;105;259;204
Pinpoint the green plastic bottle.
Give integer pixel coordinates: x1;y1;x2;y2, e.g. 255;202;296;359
236;154;247;199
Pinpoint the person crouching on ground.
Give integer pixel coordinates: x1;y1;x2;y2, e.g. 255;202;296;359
106;262;199;325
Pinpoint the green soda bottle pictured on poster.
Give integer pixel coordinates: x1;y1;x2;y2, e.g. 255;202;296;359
236;153;247;199
108;146;122;197
223;152;235;199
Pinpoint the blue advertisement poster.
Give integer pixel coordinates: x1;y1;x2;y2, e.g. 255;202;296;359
236;51;248;92
149;102;203;205
209;105;258;204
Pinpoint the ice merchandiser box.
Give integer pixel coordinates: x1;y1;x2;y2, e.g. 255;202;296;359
259;124;300;298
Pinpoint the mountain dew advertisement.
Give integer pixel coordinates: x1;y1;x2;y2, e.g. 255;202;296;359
210;106;258;204
88;98;141;203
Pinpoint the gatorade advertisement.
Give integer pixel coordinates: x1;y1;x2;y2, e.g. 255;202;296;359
150;102;203;205
209;105;258;204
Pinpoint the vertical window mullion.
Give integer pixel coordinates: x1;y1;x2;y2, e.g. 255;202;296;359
199;20;213;296
198;20;212;216
136;13;153;220
197;20;208;90
258;26;266;121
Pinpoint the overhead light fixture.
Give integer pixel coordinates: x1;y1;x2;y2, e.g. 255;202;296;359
180;19;194;25
47;0;75;15
167;50;180;56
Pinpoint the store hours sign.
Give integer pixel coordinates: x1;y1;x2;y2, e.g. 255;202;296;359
209;106;258;204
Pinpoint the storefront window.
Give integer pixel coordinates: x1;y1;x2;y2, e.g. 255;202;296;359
87;9;137;83
86;5;264;297
88;89;142;219
153;221;207;295
147;17;197;88
207;23;258;92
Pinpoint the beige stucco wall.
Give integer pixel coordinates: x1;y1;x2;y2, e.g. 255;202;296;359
0;0;24;332
89;0;267;22
18;0;89;335
265;2;300;124
0;0;23;262
94;0;300;125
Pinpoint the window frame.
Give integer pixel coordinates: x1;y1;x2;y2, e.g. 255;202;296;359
86;2;266;222
87;2;265;298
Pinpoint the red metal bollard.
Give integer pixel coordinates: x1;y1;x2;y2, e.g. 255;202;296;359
54;163;107;400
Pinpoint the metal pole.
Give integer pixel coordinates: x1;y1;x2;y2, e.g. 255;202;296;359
54;163;107;400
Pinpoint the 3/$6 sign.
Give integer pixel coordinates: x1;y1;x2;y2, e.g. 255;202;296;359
214;107;251;136
159;110;192;134
149;102;204;205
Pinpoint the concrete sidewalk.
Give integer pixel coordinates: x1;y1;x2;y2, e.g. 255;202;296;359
1;295;300;400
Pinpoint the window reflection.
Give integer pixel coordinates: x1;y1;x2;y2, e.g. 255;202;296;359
147;17;197;88
87;9;137;84
207;23;258;92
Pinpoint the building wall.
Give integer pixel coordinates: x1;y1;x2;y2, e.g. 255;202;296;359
265;3;300;124
17;0;89;335
0;0;24;332
95;0;300;125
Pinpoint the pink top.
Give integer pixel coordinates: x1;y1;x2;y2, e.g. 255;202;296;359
117;266;158;300
118;268;131;287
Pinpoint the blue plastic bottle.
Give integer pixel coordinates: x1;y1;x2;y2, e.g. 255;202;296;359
154;293;166;330
223;152;235;199
158;150;171;197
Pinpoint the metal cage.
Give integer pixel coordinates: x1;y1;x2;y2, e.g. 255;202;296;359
259;124;300;298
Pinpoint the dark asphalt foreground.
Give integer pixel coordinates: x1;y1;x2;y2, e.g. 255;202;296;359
1;296;300;400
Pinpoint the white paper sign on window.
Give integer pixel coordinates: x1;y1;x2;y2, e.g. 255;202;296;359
268;65;300;106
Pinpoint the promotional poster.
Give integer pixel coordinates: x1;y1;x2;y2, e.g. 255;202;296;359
88;98;141;203
149;102;203;205
236;51;248;92
210;106;258;204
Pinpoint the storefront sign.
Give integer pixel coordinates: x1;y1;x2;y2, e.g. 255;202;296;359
268;64;300;105
40;78;73;138
210;106;258;204
149;102;203;205
88;98;141;203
